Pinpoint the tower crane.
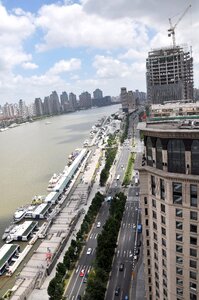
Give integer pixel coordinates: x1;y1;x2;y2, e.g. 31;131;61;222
168;4;191;47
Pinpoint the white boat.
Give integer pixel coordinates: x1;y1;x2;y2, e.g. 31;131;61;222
13;206;29;223
47;173;62;191
2;224;15;240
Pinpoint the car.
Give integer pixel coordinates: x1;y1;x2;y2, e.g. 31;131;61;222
115;287;121;296
79;269;85;277
135;248;140;255
77;296;81;300
124;296;129;300
119;263;124;271
97;222;101;228
86;248;92;255
137;240;142;247
136;192;139;196
121;164;124;168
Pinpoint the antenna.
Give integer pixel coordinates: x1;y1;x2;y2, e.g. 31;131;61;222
168;4;191;47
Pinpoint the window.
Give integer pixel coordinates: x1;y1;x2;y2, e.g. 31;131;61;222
146;137;153;167
147;239;150;246
190;224;197;233
145;219;149;226
151;175;156;196
191;140;199;175
153;222;157;230
190;271;197;280
153;211;157;219
148;259;151;265
160;178;165;200
156;138;163;170
162;227;166;236
161;204;165;213
162;259;166;267
162;249;167;257
190;211;198;220
152;198;156;208
163;269;167;277
154;252;158;260
190;237;197;245
190;260;197;269
146;229;149;236
190;248;197;257
154;243;158;251
176;288;183;296
190;282;197;292
176;267;183;275
147;249;150;256
176;233;183;242
176;208;183;218
145;208;148;215
161;215;166;224
190;185;198;207
176;278;183;286
148;268;151;275
144;197;148;205
154;232;157;240
176;256;183;264
176;245;183;253
162;238;166;247
163;278;167;287
176;221;183;230
173;182;182;204
190;293;197;300
168;139;185;173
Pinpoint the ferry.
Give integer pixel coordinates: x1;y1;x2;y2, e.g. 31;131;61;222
32;195;45;205
13;206;31;223
47;173;62;191
68;148;81;165
2;224;15;240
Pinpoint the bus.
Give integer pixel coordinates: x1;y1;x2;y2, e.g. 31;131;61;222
116;174;120;180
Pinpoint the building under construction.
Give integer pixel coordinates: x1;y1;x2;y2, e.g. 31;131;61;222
146;45;193;104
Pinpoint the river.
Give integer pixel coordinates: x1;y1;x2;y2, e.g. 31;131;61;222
0;104;120;244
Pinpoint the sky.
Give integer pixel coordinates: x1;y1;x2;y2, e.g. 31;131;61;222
0;0;198;105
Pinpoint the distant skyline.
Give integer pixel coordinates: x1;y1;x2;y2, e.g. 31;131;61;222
0;0;197;104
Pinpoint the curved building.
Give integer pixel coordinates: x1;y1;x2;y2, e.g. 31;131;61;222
138;119;199;300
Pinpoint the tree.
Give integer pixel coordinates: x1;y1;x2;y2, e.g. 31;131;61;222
48;277;64;300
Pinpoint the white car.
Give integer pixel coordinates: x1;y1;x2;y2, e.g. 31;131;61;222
97;222;101;228
86;248;92;255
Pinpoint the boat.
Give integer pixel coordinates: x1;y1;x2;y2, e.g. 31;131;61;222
13;206;30;223
2;224;15;240
68;148;81;165
47;173;63;191
32;195;45;205
45;121;52;125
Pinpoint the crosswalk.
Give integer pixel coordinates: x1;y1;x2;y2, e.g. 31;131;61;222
89;233;98;239
116;249;134;259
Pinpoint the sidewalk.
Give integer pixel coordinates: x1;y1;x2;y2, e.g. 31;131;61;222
29;180;100;300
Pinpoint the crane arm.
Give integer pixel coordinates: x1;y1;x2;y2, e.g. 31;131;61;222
173;4;191;30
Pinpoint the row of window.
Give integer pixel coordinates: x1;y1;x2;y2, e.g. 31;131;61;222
150;176;199;207
146;137;199;175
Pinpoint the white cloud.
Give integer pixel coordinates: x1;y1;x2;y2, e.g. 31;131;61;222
48;59;81;75
22;62;38;70
35;3;143;51
0;4;35;73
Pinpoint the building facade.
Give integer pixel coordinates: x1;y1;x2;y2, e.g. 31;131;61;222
146;46;194;104
137;119;199;300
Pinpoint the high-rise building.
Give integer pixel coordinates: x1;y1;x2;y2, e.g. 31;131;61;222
43;96;52;115
137;116;199;300
146;46;194;104
50;91;60;114
18;99;28;118
93;88;103;99
79;91;92;109
34;98;43;116
69;92;78;111
60;92;69;112
120;87;129;113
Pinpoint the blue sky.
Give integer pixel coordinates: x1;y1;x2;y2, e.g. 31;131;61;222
0;0;197;105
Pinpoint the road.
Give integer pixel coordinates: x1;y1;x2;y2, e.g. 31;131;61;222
64;143;129;299
64;111;142;300
105;185;140;300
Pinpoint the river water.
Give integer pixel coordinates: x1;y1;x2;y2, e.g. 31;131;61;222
0;105;120;244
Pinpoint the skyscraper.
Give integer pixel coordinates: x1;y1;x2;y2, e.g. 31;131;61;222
50;91;60;114
79;91;92;109
93;88;103;99
137;118;199;300
146;46;193;104
34;98;43;116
